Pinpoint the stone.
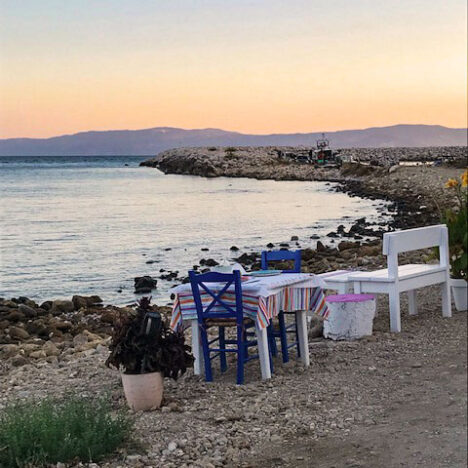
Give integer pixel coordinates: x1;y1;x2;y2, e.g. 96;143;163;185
8;326;30;340
18;304;38;318
291;235;299;241
43;340;60;356
50;300;74;315
316;241;327;252
230;246;239;251
10;354;28;367
73;333;89;348
134;276;158;293
1;343;20;357
29;350;47;359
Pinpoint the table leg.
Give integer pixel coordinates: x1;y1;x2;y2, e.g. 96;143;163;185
255;322;272;380
296;310;310;366
191;320;203;376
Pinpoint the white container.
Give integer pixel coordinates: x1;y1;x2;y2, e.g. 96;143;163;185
324;294;376;341
121;371;163;411
451;278;467;311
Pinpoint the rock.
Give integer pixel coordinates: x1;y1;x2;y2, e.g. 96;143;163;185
8;326;30;340
1;343;20;357
10;354;28;367
29;350;47;359
204;259;219;267
266;243;274;248
50;300;74;315
5;310;25;322
72;295;102;310
40;300;52;311
291;235;299;241
310;234;320;239
134;276;158;293
316;241;327;252
338;241;360;251
43;341;60;356
73;333;89;348
17;304;38;318
230;246;239;251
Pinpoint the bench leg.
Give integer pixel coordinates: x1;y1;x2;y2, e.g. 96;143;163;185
389;287;401;333
353;281;362;294
441;281;452;318
408;290;418;315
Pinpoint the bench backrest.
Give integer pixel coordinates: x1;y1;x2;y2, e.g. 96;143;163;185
383;224;449;277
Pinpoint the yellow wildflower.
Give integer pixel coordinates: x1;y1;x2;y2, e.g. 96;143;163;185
462;170;468;187
445;178;459;188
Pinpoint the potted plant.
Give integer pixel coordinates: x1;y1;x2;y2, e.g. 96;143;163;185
106;297;194;411
443;170;467;311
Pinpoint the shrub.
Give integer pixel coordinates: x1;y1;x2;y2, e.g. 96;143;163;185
442;170;468;279
0;395;133;467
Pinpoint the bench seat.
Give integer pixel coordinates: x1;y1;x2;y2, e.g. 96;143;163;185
348;264;446;283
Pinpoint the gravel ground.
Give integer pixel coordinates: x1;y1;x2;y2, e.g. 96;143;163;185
1;284;466;468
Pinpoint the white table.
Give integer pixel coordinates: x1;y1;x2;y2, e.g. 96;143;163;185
170;273;328;380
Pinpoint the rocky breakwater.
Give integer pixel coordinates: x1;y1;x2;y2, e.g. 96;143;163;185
0;295;171;370
140;146;341;181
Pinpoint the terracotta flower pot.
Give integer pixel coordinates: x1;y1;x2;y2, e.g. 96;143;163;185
121;371;163;411
450;278;467;311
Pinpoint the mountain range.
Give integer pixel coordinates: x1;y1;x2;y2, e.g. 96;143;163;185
0;124;466;156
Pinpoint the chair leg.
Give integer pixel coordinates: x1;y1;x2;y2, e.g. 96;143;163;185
389;287;401;333
200;325;213;382
441;281;452;318
218;326;227;373
236;325;245;385
277;312;290;363
267;324;278;357
408;290;418;316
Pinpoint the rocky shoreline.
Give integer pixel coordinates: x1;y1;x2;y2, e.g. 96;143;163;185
1;148;466;467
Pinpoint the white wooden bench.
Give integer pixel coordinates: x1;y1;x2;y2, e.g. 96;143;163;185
348;225;451;333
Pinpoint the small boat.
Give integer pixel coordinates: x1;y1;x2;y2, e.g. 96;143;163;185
310;134;342;168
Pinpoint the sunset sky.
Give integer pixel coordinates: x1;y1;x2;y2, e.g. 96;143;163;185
1;0;466;139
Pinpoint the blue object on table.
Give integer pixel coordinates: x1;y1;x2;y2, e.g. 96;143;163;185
189;270;268;385
261;249;302;363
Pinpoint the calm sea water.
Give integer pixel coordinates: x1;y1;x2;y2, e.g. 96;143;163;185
0;156;390;304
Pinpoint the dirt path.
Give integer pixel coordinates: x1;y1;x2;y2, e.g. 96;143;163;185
247;295;467;468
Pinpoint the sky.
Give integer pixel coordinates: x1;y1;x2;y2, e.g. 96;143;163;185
0;0;467;139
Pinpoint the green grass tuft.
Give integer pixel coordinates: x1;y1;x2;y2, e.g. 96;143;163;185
0;395;133;467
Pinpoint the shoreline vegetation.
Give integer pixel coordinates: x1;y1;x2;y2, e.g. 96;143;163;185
1;146;466;466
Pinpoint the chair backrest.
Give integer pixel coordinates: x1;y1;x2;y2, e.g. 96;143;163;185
188;270;243;324
382;224;449;276
261;249;301;273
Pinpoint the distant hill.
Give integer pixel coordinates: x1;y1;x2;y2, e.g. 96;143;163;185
0;124;466;156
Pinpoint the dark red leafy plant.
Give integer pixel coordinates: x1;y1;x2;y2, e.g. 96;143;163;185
106;297;194;378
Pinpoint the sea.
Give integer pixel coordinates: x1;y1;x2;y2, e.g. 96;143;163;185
0;156;392;305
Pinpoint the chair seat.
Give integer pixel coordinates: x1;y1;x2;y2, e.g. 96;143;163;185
348;263;446;283
205;317;254;328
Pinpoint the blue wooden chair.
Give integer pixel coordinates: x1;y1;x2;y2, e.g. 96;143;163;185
189;270;262;385
261;249;301;363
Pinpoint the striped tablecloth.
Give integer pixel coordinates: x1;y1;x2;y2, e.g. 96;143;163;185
170;273;329;330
